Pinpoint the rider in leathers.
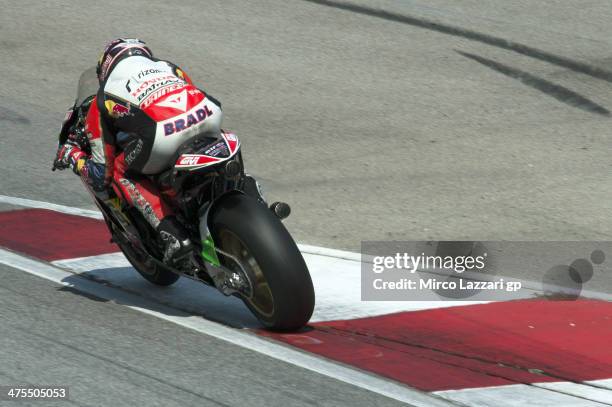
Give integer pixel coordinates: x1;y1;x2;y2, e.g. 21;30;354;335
54;38;225;265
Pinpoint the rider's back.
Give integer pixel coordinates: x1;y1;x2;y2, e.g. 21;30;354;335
102;56;223;174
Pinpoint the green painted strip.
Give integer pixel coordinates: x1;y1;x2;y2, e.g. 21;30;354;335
201;235;220;266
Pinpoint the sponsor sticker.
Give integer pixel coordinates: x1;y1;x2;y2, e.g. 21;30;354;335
105;100;130;118
163;105;214;136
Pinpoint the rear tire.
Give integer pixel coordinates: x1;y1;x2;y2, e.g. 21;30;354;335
210;193;315;330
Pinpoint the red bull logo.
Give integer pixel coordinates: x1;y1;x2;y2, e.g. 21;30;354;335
105;100;130;118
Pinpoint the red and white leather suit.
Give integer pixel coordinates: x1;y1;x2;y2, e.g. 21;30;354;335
72;56;223;228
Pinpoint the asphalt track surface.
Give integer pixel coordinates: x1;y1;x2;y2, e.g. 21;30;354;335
1;0;612;405
2;0;612;249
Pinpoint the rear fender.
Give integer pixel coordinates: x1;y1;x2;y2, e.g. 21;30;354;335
175;131;241;171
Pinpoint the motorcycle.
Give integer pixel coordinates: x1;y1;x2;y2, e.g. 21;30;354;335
53;68;315;330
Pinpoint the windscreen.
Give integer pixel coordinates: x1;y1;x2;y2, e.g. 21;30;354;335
75;66;98;106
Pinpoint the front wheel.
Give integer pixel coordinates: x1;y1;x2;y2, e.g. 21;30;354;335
210;193;315;330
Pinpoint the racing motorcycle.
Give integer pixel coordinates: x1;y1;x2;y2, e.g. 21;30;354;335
52;68;315;330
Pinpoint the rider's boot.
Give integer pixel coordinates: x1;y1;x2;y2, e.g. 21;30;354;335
157;216;193;267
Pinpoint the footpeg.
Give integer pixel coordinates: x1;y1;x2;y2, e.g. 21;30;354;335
270;202;291;220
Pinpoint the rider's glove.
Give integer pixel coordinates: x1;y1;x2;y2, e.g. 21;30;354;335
54;141;86;175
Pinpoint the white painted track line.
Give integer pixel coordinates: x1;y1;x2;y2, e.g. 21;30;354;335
0;248;456;407
0;194;103;219
435;383;611;407
586;379;612;391
52;251;487;323
535;381;612;405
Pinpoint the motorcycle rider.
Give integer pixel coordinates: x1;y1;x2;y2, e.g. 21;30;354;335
54;38;225;266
